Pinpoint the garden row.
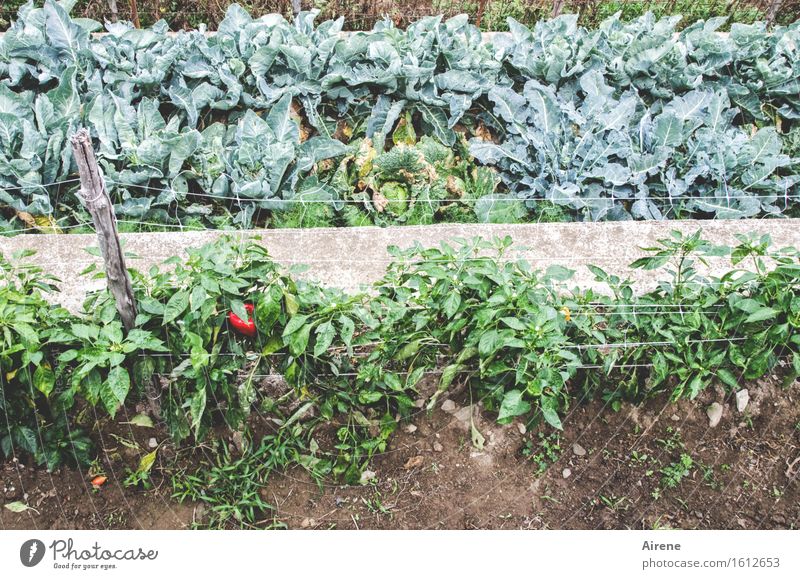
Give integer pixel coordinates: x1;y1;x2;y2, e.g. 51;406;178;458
1;1;800;232
2;230;798;484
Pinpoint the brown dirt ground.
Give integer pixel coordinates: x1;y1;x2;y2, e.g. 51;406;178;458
2;370;798;530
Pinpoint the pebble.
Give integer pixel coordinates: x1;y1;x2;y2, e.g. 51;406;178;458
453;406;472;423
441;399;457;413
414;398;425;408
359;470;376;484
707;402;724;427
562;468;572;479
670;414;680;422
433;441;444;452
572;443;587;457
147;437;158;449
403;424;418;434
300;517;316;529
517;423;526;435
735;389;750;413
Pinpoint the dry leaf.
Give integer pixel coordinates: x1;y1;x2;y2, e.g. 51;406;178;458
373;189;389;213
474;122;495;142
15;211;36;228
290;99;310;143
404;455;424;469
446;175;464;197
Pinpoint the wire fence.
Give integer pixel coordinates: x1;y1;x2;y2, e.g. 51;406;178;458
1;0;798;31
4;174;797;236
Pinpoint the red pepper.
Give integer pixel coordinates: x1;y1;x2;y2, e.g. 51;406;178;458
228;303;257;337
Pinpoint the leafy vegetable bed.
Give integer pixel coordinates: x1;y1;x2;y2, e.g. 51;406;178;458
2;230;798;486
2;1;800;231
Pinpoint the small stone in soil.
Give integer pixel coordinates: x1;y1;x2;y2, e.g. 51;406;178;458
453;406;472;423
300;517;316;529
433;442;444;452
403;424;418;434
147;438;158;449
562;468;572;479
359;470;376;484
735;389;750;413
707;402;724;427
194;504;207;520
517;423;527;435
441;399;457;413
670;414;680;422
572;443;587;457
231;431;246;453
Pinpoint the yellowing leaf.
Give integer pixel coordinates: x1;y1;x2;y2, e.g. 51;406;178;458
137;450;157;475
122;414;154;428
4;501;38;514
355;138;376;177
34;215;62;234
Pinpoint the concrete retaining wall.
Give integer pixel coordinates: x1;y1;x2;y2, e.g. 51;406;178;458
2;220;800;312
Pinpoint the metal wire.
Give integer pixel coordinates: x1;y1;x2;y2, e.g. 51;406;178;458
0;178;82;192
104;178;800;206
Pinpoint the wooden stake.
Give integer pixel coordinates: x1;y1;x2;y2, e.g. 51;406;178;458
766;0;785;24
107;0;119;23
130;0;141;28
70;128;138;332
70;129;162;418
291;0;302;17
476;0;487;28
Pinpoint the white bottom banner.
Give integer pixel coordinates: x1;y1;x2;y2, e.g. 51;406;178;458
0;530;797;578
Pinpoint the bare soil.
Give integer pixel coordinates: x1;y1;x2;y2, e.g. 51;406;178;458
2;372;798;530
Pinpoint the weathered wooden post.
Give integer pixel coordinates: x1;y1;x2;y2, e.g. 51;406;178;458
107;0;119;23
766;0;785;24
70;128;138;332
475;0;487;27
70;129;162;418
291;0;302;17
130;0;141;28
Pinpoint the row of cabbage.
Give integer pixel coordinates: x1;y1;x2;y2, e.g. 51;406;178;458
1;0;799;230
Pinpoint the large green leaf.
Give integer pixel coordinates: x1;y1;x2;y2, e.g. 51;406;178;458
101;366;130;417
44;0;86;62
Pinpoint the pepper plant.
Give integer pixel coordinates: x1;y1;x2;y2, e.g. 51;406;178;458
0;250;90;469
1;230;798;483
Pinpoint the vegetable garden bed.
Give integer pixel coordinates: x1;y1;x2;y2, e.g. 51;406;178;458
2;1;800;531
2;2;800;233
2;223;799;527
